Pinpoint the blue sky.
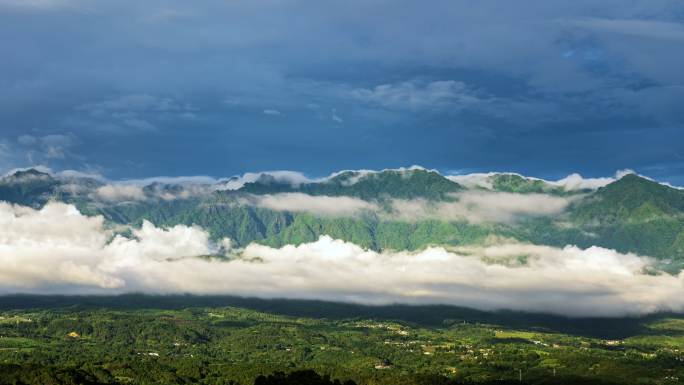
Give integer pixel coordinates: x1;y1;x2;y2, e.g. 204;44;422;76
1;0;683;183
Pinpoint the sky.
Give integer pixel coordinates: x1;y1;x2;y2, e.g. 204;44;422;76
1;0;683;183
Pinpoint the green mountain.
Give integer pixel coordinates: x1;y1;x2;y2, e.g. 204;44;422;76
239;168;463;200
571;173;684;223
566;173;684;260
488;173;576;195
2;168;684;266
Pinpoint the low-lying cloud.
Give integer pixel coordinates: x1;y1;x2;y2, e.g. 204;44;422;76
447;172;625;191
388;191;573;223
237;189;571;223
95;184;146;202
1;202;683;317
241;193;378;217
218;171;314;191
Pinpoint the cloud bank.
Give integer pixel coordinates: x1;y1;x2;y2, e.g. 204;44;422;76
235;189;571;222
241;193;378;217
95;185;146;202
388;191;574;223
1;202;683;317
447;169;637;191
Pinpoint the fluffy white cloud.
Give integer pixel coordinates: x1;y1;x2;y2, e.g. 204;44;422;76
0;202;217;293
241;193;378;217
1;202;684;317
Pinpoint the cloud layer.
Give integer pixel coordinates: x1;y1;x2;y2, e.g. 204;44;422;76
388;191;574;223
236;189;572;222
240;193;378;217
1;201;683;317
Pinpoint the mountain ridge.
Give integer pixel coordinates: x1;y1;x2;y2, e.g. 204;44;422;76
2;167;683;265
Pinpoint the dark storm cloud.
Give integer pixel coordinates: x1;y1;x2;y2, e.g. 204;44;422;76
0;0;682;182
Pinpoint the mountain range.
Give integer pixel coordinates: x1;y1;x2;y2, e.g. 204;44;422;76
2;167;683;270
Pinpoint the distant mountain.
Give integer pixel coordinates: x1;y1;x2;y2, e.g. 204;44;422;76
451;173;585;195
488;174;576;195
0;169;60;207
238;168;463;200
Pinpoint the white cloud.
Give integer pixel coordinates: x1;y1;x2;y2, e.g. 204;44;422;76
550;173;616;191
0;0;78;10
241;193;378;217
446;172;500;190
113;175;219;186
94;185;146;202
75;94;194;133
447;169;638;192
388;191;574;223
56;169;104;180
569;18;684;42
331;108;343;123
80;94;187;114
351;80;479;110
263;109;281;115
1;202;683;317
218;171;314;191
15;133;78;162
325;165;432;186
92;180;213;202
17;135;37;146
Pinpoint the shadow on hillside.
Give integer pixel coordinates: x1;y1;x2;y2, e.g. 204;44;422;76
0;294;678;339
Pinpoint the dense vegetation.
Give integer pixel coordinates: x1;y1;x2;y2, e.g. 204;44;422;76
0;296;682;385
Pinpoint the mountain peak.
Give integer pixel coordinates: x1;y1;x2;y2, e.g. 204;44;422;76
572;171;684;223
2;168;53;183
600;172;664;194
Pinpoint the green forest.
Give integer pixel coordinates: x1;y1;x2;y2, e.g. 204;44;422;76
0;296;683;385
